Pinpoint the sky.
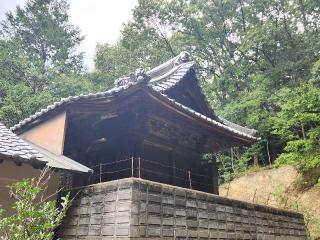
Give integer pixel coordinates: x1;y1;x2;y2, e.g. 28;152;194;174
0;0;138;70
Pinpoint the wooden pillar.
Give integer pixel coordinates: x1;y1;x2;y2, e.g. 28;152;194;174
134;135;144;178
212;155;219;195
171;150;175;185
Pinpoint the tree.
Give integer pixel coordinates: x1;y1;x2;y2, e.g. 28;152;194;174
0;81;55;126
272;66;320;187
1;0;84;93
0;168;70;240
93;43;137;89
0;0;89;126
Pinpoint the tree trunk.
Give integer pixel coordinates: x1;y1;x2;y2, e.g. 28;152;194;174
238;0;246;32
230;147;235;172
266;138;272;166
298;0;308;30
301;123;306;139
253;155;258;166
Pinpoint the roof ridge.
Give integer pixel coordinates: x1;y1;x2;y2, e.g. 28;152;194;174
113;51;193;88
147;51;191;79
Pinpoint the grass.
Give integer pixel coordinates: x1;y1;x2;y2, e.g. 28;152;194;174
272;182;320;240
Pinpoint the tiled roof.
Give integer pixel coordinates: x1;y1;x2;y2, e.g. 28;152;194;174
11;52;259;141
217;116;258;137
114;51;194;92
27;141;93;173
149;62;195;92
0;122;46;166
0;122;93;172
11;52;194;132
147;52;194;92
11;83;137;132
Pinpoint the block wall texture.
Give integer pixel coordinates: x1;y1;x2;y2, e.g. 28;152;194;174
58;178;307;240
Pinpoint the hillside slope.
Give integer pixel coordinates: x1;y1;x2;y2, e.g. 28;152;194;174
219;165;320;239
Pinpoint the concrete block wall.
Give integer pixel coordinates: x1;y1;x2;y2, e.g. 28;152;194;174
58;178;307;239
58;179;133;239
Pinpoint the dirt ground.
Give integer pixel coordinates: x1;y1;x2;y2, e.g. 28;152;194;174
219;165;320;217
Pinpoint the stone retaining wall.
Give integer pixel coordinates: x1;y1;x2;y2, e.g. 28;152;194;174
58;178;307;239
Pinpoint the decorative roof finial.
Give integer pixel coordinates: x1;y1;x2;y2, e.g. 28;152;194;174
175;51;190;65
114;68;151;87
134;68;149;82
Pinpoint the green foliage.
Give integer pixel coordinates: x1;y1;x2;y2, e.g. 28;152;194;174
293;171;320;191
0;169;70;239
1;0;84;84
93;43;138;88
273;81;320;179
215;147;253;183
272;83;320;141
0;0;90;126
50;74;97;98
0;80;55;126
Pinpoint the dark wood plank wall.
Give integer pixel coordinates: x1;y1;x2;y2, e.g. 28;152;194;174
62;89;219;193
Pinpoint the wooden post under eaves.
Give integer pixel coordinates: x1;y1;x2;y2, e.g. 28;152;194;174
212;155;219;195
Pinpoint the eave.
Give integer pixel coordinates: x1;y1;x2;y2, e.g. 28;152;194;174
144;88;259;144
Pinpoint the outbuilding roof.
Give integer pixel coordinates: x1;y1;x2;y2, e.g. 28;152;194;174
27;141;93;173
0;122;92;172
0;122;46;166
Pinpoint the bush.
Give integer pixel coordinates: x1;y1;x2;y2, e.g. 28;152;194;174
0;168;70;240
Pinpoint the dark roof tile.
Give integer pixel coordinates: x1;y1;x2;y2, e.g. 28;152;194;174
0;122;92;172
0;122;47;165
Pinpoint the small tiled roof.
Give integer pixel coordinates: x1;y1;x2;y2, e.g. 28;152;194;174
11;52;259;142
0;122;46;166
0;122;92;172
27;141;93;173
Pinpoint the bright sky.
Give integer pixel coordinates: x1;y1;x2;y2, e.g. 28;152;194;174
0;0;138;70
